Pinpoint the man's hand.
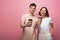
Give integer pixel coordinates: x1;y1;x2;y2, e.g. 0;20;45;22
26;21;32;27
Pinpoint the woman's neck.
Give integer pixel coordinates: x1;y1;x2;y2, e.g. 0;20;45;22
42;16;46;19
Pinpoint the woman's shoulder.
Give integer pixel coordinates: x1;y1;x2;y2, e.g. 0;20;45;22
47;17;52;20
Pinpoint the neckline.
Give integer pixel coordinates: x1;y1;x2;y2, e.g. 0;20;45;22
28;13;34;16
42;17;47;20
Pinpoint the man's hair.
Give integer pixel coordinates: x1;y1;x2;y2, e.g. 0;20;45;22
29;3;36;7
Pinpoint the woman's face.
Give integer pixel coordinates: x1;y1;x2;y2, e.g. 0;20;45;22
40;8;46;16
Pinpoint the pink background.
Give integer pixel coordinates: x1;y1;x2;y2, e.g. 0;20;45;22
0;0;60;40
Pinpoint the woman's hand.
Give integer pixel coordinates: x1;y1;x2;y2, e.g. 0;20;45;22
51;33;54;39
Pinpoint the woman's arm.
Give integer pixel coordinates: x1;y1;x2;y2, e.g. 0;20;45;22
35;18;42;40
50;23;54;38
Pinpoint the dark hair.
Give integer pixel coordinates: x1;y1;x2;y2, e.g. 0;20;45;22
39;7;49;17
29;3;36;7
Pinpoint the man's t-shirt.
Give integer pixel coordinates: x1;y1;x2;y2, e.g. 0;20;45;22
21;13;37;40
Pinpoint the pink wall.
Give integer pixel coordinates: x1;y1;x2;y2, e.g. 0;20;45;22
0;0;60;40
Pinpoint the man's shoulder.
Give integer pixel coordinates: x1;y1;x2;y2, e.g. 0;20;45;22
33;16;38;19
33;16;38;21
22;13;28;17
22;13;28;16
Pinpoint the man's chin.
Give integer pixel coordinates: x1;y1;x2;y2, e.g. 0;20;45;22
31;13;34;15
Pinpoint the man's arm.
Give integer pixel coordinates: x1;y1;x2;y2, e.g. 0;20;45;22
20;14;27;28
20;20;27;28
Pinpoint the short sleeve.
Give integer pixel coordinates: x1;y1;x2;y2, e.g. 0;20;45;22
35;17;38;22
21;14;26;22
50;17;53;23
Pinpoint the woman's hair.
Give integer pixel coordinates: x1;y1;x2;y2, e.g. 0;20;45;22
39;7;49;17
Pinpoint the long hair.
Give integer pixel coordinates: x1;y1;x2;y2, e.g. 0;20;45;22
39;7;49;17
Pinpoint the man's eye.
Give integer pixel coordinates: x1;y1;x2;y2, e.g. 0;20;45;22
34;8;35;9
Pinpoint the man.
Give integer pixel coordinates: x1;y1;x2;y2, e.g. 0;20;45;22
20;3;38;40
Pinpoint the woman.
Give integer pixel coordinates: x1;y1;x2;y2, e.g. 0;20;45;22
38;7;54;40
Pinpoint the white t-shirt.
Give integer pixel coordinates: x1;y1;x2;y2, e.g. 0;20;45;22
40;17;53;32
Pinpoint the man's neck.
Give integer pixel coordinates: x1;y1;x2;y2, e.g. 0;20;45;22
29;13;34;16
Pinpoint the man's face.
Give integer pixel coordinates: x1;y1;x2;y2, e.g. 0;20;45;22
29;6;36;14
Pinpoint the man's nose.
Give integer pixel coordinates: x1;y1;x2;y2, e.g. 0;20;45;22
32;9;35;11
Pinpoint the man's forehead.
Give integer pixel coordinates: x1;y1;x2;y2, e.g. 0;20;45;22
30;6;36;8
